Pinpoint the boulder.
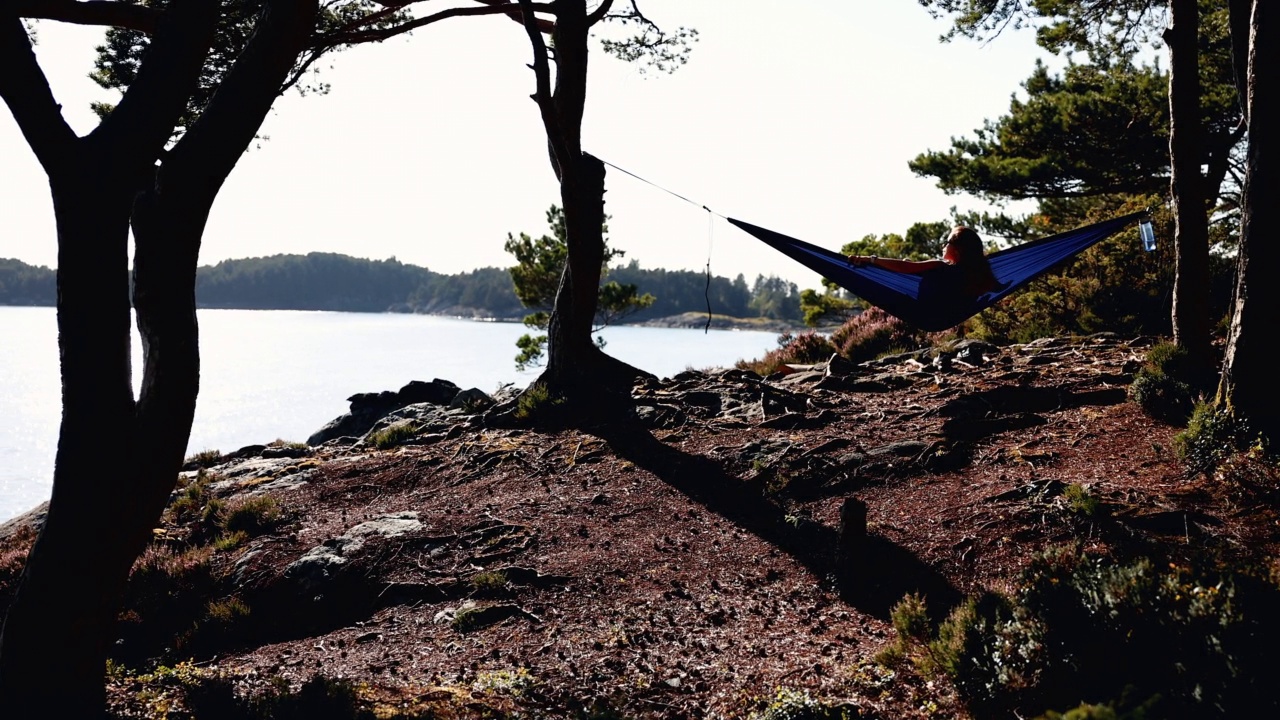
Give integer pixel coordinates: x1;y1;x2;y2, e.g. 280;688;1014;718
307;378;463;446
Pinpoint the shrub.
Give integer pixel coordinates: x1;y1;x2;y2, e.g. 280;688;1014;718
828;307;924;364
1129;342;1200;424
116;545;218;664
368;421;419;450
469;570;509;597
1142;342;1192;381
1174;402;1260;475
1128;372;1194;424
205;596;251;625
169;470;219;525
737;331;838;376
221;496;286;537
889;592;930;644
1062;483;1101;518
185;449;223;468
0;525;36;605
926;546;1280;717
513;383;567;422
451;605;486;633
186;674;376;720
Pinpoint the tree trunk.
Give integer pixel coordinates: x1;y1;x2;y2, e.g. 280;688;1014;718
0;0;305;712
1217;0;1278;443
0;170;146;715
544;153;608;384
531;1;650;404
1166;0;1212;380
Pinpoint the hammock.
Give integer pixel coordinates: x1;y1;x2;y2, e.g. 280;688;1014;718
729;211;1148;332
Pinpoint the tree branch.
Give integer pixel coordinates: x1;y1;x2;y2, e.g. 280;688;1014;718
90;0;220;169
15;0;158;34
319;1;553;47
0;15;78;173
587;0;615;25
474;0;556;32
515;0;566;178
166;0;319;197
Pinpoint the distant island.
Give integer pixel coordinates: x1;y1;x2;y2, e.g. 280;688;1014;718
0;253;807;328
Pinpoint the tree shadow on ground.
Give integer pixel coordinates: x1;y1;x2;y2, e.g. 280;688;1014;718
588;421;961;621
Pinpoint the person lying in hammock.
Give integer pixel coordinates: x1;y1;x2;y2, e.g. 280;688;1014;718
847;226;1002;303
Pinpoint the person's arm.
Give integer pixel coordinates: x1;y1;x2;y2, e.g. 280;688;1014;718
847;255;949;274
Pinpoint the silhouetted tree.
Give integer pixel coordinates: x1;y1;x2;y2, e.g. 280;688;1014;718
512;0;695;412
0;4;221;712
0;0;415;711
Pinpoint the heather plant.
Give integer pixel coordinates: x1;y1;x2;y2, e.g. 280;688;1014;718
169;469;219;525
116;544;218;664
0;525;36;608
736;331;838;376
922;546;1280;717
828;306;926;364
184;448;224;468
220;496;286;538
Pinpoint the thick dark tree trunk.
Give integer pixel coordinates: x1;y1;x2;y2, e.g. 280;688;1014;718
523;0;650;406
0;0;219;703
1166;0;1212;380
0;171;145;715
544;154;607;381
0;0;309;712
130;0;319;472
1218;0;1278;443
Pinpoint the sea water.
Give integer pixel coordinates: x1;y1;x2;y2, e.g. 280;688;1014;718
0;307;781;521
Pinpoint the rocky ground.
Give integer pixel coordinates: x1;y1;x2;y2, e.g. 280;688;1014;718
2;333;1275;719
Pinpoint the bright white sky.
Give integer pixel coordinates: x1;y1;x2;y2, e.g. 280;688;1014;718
0;1;1053;290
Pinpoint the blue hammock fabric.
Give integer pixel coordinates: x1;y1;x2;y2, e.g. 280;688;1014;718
729;211;1147;331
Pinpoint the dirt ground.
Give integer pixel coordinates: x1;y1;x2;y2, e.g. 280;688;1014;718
5;333;1275;719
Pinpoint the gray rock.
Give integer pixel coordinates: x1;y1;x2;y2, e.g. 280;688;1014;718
308;379;463;446
261;445;311;460
954;339;996;365
449;388;494;412
284;512;422;592
0;501;48;542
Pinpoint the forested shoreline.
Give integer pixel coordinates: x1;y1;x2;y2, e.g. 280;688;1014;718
0;254;803;323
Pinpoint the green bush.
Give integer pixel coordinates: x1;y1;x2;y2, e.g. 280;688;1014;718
368;421;419;450
1128;372;1194;424
221;496;286;537
925;546;1280;717
1142;343;1192;381
1129;343;1206;424
1174;402;1260;475
513;383;567;422
1063;483;1101;518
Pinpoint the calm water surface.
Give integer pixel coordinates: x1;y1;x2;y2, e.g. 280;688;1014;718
0;307;780;520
